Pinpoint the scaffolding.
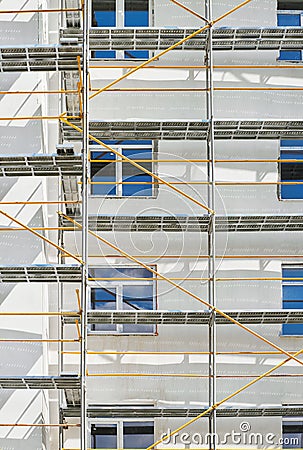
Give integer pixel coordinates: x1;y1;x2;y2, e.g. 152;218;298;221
0;0;303;449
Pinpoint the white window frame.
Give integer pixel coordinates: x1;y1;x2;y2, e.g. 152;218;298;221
89;418;155;450
88;265;157;335
89;142;158;198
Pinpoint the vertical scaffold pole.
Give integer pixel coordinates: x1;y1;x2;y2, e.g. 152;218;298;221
81;0;89;448
205;1;216;449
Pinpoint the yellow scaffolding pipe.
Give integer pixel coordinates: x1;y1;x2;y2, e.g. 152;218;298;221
89;0;253;101
147;347;303;450
0;209;83;264
59;212;303;367
61;118;214;213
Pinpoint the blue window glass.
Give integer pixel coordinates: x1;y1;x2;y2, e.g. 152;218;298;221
92;0;116;27
89;267;154;280
93;50;116;59
124;0;149;25
92;1;149;59
90;150;116;196
91;422;154;449
123;285;154;333
89;267;155;334
124;0;149;58
277;8;302;61
278;13;301;26
279;50;302;61
91;287;116;332
90;140;153;197
282;267;303;335
92;0;117;58
123;422;154;449
122;147;153;196
124;50;149;59
280;140;303;199
91;424;117;449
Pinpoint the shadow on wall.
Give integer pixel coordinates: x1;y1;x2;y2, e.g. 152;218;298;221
0;106;43;154
0;16;39;45
0;329;42;403
0;423;43;449
0;207;44;305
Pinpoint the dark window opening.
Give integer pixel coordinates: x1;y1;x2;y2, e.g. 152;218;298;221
280;140;303;199
91;422;154;449
278;1;303;10
123;422;154;449
91;424;117;449
92;0;116;27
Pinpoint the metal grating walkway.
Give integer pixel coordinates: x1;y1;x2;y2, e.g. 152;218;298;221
0;154;82;177
63;27;303;51
60;215;303;232
0;375;80;389
62;405;303;418
63;310;303;325
62;120;303;141
0;265;81;282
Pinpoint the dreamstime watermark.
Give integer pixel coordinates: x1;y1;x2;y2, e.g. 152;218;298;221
160;422;299;447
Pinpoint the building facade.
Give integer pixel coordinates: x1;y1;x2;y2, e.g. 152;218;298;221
0;0;303;449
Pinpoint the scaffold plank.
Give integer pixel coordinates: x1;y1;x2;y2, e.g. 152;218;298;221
62;120;303;141
0;154;82;177
62;310;303;325
61;27;303;51
62;405;303;418
60;215;303;232
0;265;81;282
0;375;80;389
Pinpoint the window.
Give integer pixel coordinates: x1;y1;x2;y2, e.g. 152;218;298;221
92;0;150;59
90;140;155;197
282;266;303;336
279;140;303;200
277;1;303;60
91;421;154;449
283;420;303;448
89;266;156;334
